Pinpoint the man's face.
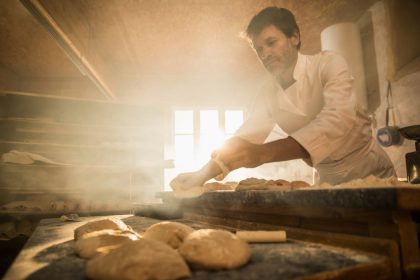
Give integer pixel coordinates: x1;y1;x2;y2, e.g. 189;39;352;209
252;25;299;77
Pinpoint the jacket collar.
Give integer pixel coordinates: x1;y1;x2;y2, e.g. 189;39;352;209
293;52;305;81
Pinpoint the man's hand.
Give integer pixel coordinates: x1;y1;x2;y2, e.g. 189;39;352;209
170;137;309;191
170;171;207;191
212;137;264;171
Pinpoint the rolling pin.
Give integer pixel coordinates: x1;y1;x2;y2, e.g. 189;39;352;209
236;230;287;243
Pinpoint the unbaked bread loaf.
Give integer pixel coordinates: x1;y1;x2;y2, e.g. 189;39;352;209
74;229;139;259
143;221;194;249
74;217;131;240
179;229;251;270
86;239;191;280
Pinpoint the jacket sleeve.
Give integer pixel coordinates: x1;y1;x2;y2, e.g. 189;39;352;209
234;82;276;144
290;52;357;165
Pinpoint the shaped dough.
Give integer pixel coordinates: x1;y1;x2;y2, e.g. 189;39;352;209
173;186;204;198
86;239;191;280
290;180;311;189
179;229;251;270
236;178;291;191
143;221;194;249
74;217;130;240
203;181;238;192
74;229;139;259
265;179;291;190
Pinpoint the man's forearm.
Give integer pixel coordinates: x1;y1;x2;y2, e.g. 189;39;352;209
197;160;223;182
197;136;310;182
259;136;309;164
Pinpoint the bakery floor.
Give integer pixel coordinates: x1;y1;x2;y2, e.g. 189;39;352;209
2;215;391;280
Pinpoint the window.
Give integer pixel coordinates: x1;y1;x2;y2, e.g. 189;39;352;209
174;110;194;169
197;110;223;166
164;108;244;190
225;110;244;136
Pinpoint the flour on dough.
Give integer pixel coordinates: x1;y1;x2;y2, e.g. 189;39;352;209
179;229;251;270
74;217;131;240
236;178;291;191
143;221;194;249
290;180;311;189
172;185;204;198
86;239;191;280
203;182;236;192
312;175;412;189
265;179;291;190
74;229;139;259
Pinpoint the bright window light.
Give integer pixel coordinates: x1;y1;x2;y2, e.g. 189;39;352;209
200;110;218;133
174;110;194;171
198;110;223;165
174;135;194;164
164;108;244;190
175;110;193;134
225;110;243;137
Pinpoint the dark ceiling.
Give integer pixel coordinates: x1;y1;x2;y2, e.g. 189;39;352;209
0;0;379;104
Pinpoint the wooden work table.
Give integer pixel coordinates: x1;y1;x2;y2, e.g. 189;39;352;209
4;186;420;279
3;215;391;280
155;186;420;279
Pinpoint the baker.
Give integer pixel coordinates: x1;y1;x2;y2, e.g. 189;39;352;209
171;6;395;190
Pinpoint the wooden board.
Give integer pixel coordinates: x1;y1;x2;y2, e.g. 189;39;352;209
158;186;420;211
3;215;391;280
156;187;420;278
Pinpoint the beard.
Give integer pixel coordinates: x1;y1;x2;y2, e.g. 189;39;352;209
263;41;297;77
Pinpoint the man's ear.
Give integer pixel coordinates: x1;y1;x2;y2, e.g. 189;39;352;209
290;31;300;47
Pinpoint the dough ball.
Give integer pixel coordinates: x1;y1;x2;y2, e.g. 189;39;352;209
224;181;239;189
143;221;194;249
203;182;236;192
176;186;204;198
74;229;139;259
86;239;191;280
172;185;204;198
179;229;251;270
74;217;131;240
236;178;291;191
265;179;291;190
238;177;267;186
291;180;311;189
170;178;204;198
235;178;267;191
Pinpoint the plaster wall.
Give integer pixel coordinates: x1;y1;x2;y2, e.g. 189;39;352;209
363;1;420;179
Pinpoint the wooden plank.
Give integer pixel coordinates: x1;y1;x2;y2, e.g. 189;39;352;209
168;187;420;212
0;141;170;167
0;164;136;197
299;217;368;236
188;207;371;236
3;215;392;280
0;91;162;126
0;118;150;137
298;260;393;280
392;211;420;268
0;141;165;166
20;0;117;100
0;210;131;219
397;188;420;211
368;222;400;240
163;198;393;225
184;212;402;279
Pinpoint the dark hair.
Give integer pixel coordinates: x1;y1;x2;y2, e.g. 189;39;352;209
246;7;301;50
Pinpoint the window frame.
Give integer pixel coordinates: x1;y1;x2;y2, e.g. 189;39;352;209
164;106;246;188
169;106;246;158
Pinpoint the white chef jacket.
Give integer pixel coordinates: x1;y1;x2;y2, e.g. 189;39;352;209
235;51;395;184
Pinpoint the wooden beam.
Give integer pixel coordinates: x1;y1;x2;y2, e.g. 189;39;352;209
19;0;117;100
